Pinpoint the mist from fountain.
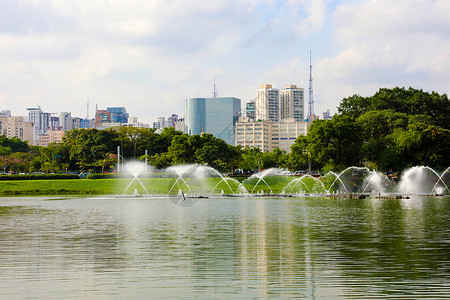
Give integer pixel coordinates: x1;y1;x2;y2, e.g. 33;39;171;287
325;167;373;194
121;161;152;195
244;168;284;194
282;175;327;194
166;164;246;196
210;177;248;195
431;166;450;194
119;160;448;199
398;166;450;194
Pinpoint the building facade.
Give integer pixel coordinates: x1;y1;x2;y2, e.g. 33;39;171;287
0;116;34;145
37;130;65;147
107;107;129;123
246;101;256;120
235;117;307;153
255;84;279;121
1;110;11;117
280;85;304;121
95;110;111;128
185;97;241;145
60;112;72;131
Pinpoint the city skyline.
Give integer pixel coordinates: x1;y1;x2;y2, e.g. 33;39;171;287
0;1;449;124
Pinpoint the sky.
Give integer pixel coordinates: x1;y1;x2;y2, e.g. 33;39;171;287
0;0;449;124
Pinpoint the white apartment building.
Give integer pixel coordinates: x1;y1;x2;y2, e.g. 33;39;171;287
153;117;169;130
0;116;34;145
235;117;307;153
280;85;304;121
122;117;150;129
255;84;280;121
27;106;54;137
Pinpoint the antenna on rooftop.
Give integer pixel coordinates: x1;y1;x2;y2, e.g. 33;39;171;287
86;94;89;119
307;50;314;121
213;77;217;98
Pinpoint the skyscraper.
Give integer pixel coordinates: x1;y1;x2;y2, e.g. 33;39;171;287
60;112;72;131
280;85;304;121
185;97;241;145
255;84;279;121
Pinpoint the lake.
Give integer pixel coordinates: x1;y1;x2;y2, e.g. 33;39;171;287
0;195;449;299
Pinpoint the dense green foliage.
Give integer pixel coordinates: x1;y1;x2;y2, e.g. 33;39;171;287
292;87;450;172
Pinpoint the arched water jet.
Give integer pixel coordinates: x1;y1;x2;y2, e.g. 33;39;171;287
210;177;248;195
282;175;327;194
431;166;450;194
283;178;311;194
325;167;372;194
244;168;283;194
399;166;450;194
121;161;152;195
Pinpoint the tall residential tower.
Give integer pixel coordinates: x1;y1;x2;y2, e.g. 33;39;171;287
255;84;279;121
280;85;304;121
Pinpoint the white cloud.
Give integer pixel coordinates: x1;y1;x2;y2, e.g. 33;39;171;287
314;0;450;115
1;0;447;125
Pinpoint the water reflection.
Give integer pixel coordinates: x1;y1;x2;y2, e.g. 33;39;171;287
0;196;448;299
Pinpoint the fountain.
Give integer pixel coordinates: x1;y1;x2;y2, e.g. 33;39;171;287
282;175;327;195
117;160;449;203
398;166;450;195
121;161;152;195
243;168;284;194
166;164;247;196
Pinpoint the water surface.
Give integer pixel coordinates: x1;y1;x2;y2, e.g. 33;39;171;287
0;196;449;299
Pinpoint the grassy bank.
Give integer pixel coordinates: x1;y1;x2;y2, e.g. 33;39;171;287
0;176;326;196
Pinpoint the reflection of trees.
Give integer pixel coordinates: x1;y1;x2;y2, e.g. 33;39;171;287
2;196;448;298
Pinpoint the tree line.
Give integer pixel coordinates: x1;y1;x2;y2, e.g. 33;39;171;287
0;87;448;174
291;87;450;173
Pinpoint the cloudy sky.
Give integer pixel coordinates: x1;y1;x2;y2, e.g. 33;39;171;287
1;0;449;123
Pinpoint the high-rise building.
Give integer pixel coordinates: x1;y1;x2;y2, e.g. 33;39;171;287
95;110;111;128
185;97;241;145
0;116;34;145
280;85;304;121
107;107;129;123
72;117;82;129
153;117;169;130
80;119;91;129
60;112;72;131
168;114;179;127
246;101;256;120
255;84;279;121
27;107;42;135
152;114;181;132
27;107;54;134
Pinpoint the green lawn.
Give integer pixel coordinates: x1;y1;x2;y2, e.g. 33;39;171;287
0;176;328;196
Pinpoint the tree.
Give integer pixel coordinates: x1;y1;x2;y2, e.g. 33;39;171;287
238;147;263;172
290;135;310;171
306;116;363;171
0;136;29;153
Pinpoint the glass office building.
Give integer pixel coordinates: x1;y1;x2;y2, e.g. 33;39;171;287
185;97;241;145
107;107;129;123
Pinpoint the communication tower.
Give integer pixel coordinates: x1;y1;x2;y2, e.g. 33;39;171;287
307;51;314;120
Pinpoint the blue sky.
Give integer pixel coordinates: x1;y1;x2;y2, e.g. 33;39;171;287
0;0;449;123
